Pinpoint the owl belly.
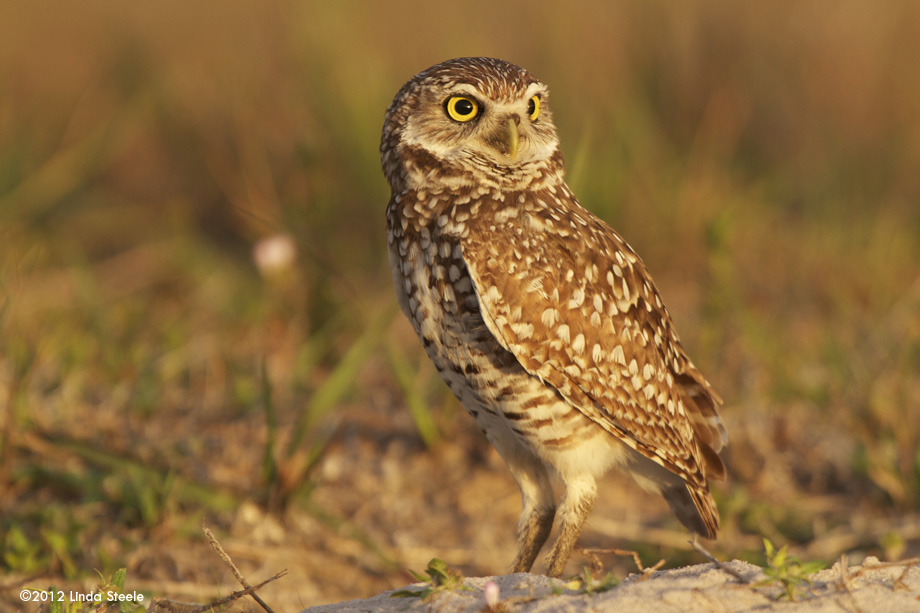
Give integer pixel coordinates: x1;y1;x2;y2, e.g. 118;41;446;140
392;239;633;482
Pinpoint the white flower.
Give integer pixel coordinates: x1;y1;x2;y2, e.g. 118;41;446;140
252;234;297;276
482;580;500;607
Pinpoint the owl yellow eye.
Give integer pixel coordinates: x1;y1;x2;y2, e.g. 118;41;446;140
445;96;480;122
527;95;541;121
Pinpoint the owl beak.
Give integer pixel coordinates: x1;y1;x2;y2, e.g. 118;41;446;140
485;115;520;161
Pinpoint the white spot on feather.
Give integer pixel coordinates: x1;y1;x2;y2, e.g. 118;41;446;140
494;208;520;223
511;322;534;339
628;359;639;376
592;343;603;363
556;324;571;343
455;277;472;293
528;277;545;296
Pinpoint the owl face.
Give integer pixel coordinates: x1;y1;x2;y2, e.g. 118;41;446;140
381;58;564;192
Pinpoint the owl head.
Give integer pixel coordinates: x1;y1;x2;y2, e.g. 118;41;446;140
381;57;564;193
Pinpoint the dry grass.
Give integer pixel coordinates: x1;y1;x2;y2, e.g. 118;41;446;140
1;1;919;610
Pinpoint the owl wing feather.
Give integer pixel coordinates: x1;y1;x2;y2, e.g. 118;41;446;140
459;195;726;491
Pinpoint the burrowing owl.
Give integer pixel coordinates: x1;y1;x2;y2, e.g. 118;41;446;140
381;57;727;578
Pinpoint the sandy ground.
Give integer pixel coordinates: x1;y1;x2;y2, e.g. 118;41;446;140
301;557;920;613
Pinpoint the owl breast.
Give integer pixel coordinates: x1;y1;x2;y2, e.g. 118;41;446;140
386;189;636;480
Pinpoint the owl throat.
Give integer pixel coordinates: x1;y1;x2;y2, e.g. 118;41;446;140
395;141;566;196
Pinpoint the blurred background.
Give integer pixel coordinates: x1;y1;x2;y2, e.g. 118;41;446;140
1;0;919;609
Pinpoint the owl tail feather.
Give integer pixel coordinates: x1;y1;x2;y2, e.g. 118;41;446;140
664;483;720;540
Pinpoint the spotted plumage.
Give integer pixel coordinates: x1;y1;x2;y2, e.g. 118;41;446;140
381;57;727;577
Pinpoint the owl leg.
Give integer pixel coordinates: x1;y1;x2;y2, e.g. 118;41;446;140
506;457;556;573
544;474;597;578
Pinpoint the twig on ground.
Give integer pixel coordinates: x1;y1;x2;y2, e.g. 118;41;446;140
852;555;920;591
580;547;665;580
833;554;866;613
690;539;747;583
204;522;287;613
150;573;287;613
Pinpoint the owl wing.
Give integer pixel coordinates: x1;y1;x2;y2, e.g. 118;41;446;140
459;198;726;490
